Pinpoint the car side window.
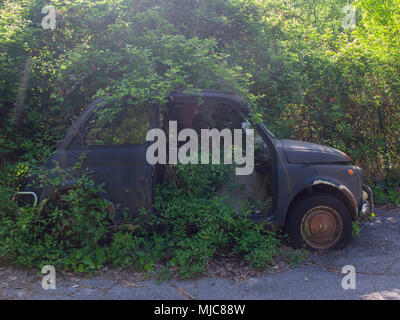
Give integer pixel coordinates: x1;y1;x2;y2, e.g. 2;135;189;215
86;106;151;146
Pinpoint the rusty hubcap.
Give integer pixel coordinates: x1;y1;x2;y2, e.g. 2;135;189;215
301;206;342;250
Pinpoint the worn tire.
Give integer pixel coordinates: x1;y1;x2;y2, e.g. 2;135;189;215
284;193;353;251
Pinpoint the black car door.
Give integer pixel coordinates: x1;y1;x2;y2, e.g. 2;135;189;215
82;106;154;224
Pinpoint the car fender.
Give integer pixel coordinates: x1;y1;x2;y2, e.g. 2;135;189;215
286;178;359;221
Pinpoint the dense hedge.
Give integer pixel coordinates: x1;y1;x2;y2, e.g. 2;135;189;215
0;0;399;183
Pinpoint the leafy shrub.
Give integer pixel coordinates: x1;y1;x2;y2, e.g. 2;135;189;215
0;161;281;278
352;221;362;238
0;164;113;273
1;0;399;182
108;163;280;279
372;180;400;205
150;164;280;278
285;249;308;268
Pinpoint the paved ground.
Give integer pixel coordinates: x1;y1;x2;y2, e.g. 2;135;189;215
1;207;399;300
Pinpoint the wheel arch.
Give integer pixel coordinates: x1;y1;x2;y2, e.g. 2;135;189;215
285;181;358;226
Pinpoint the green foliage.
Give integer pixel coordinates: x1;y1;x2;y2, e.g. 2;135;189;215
0;0;399;278
285;249;308;268
372;181;400;205
108;231;164;272
151;164;280;278
87;105;151;145
0;0;399;180
352;221;362;238
0;161;280;278
171;163;233;198
0;165;113;273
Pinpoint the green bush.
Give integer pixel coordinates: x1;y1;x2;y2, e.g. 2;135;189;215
0;162;281;278
150;164;280;278
0;165;113;273
1;0;399;182
372;181;400;205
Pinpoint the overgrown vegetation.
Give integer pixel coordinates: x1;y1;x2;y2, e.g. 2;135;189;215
1;0;399;182
0;163;280;277
0;0;399;274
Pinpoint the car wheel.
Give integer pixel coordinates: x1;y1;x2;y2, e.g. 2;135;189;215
285;193;353;251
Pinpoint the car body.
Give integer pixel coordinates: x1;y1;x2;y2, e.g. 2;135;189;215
17;90;374;251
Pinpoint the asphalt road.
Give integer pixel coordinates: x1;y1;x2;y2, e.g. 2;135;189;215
1;207;399;300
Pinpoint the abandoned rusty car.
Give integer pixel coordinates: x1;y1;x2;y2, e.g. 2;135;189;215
16;90;373;251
